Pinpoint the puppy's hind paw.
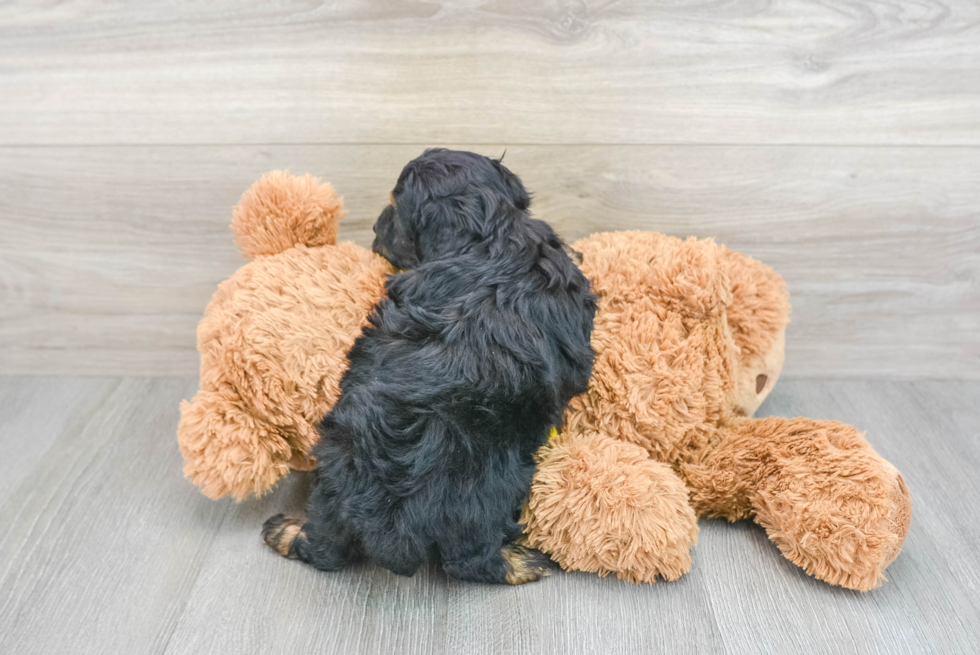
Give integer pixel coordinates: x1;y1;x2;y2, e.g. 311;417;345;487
262;514;305;559
502;544;554;585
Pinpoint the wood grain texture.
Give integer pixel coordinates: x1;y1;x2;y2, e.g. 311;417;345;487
0;376;118;502
0;377;230;655
0;377;978;654
1;0;979;146
1;145;977;377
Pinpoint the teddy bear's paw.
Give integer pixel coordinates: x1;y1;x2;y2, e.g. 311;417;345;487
692;417;912;591
753;463;911;592
178;391;295;501
522;431;699;584
880;471;912;569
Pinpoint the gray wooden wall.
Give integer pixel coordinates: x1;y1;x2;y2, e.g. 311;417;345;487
1;1;978;378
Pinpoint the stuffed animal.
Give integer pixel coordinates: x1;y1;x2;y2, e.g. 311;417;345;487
178;171;911;591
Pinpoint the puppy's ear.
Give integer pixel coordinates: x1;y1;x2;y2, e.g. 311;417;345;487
376;168;426;269
493;159;530;211
416;198;479;261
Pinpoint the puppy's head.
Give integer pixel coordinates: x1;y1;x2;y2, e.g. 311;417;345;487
372;149;530;269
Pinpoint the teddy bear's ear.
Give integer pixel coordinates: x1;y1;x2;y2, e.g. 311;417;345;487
231;171;347;258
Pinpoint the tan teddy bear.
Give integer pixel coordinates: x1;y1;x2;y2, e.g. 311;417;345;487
178;171;910;591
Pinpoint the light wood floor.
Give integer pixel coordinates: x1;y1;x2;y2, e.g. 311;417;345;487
0;377;977;654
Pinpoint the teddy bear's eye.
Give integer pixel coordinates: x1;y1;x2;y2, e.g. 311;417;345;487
756;374;768;394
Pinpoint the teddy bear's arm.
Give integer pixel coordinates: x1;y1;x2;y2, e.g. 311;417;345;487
178;172;388;501
521;430;699;583
178;389;297;500
681;416;911;591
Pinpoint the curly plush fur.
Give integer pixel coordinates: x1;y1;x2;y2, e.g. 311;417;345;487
520;232;909;590
262;150;596;584
178;184;392;500
178;169;911;591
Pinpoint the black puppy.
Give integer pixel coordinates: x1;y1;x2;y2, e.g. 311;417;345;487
263;149;596;584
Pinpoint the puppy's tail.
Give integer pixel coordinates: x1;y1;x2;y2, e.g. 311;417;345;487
232;171;347;258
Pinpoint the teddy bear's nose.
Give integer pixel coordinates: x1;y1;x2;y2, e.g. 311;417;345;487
756;374;768;394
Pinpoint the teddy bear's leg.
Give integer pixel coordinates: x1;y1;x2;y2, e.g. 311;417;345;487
681;417;911;591
522;430;699;583
178;388;297;501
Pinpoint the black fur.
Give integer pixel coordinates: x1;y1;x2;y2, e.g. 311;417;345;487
264;149;596;584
